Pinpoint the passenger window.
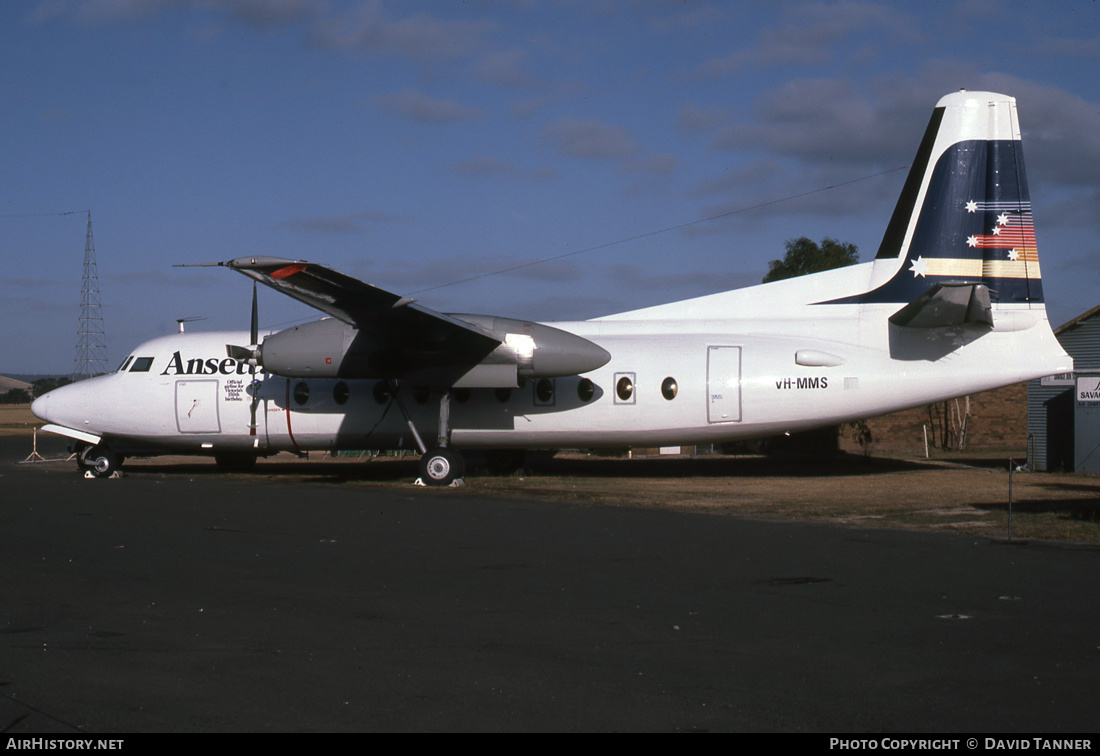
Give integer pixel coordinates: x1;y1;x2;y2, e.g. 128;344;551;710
662;377;678;400
577;378;595;402
293;382;309;405
535;378;554;405
615;373;635;404
333;382;349;405
373;382;390;404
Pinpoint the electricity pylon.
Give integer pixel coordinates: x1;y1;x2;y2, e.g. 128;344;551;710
72;211;108;381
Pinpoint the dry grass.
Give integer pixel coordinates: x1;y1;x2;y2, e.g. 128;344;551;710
469;453;1100;544
0;404;38;436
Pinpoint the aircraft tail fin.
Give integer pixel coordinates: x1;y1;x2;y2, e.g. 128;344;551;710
839;90;1044;311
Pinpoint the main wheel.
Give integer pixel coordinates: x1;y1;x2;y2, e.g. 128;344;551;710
419;447;465;486
80;445;121;478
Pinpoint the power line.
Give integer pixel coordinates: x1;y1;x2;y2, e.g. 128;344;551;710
409;165;909;296
0;210;89;219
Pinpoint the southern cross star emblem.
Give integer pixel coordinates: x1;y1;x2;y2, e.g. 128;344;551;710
962;199;1037;264
909;256;928;277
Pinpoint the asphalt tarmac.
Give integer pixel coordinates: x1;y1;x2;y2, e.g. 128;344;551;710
2;439;1098;732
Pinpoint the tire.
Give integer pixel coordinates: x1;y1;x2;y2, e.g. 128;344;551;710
80;445;121;478
419;447;464;486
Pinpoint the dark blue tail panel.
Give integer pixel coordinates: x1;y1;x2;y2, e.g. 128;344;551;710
826;139;1042;306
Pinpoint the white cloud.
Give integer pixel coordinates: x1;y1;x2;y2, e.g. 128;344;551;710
542;118;637;160
310;2;496;62
691;0;915;77
372;90;481;123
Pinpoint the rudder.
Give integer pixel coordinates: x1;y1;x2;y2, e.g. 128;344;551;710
834;91;1043;308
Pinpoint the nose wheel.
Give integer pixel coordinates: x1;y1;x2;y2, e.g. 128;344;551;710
78;444;122;478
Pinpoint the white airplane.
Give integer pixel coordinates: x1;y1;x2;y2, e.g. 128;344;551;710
32;91;1073;484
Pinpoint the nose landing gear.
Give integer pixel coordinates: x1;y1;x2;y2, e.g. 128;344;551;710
77;444;122;478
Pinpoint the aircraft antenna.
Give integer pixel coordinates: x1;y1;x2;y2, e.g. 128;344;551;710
72;211;109;381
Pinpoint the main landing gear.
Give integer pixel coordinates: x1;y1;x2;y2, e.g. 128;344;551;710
389;382;465;487
419;446;465;486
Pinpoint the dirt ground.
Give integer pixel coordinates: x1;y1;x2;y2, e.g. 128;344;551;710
0;404;39;436
5;403;1098;544
475;451;1100;544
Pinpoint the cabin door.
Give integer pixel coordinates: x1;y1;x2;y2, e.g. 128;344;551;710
706;346;742;424
175;379;221;434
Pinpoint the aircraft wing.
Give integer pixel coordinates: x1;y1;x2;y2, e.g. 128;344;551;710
218;257;610;387
224;255;505;345
221;256;499;345
220;256;502;384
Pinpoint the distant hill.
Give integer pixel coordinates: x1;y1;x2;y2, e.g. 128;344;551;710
4;374;69;383
0;375;32;394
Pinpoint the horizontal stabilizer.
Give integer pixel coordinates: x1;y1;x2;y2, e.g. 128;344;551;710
889;282;993;329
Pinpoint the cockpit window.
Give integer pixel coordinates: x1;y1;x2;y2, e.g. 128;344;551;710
129;357;155;372
117;356;134;372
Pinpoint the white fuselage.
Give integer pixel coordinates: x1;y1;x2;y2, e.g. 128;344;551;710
32;259;1072;458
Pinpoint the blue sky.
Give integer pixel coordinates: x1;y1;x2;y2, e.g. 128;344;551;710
3;0;1099;374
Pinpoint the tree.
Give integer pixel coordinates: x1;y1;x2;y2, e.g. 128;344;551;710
0;389;31;405
763;236;859;283
31;377;71;398
760;236;859;458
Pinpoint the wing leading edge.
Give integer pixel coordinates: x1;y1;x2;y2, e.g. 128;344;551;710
220;256;610;387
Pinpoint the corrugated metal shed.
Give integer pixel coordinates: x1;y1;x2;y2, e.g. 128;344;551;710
1028;304;1100;472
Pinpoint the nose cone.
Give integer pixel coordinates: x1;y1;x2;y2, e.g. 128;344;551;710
29;380;99;431
31;391;52;423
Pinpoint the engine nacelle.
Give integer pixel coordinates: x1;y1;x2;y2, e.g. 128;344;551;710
257;314;610;387
450;314;611;380
258;318;353;378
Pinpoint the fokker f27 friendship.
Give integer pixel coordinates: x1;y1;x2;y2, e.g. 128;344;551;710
33;91;1073;484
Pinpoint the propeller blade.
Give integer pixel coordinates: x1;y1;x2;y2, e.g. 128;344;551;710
250;282;258;347
249;382;259;436
249;283;260;436
226;344;259;362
